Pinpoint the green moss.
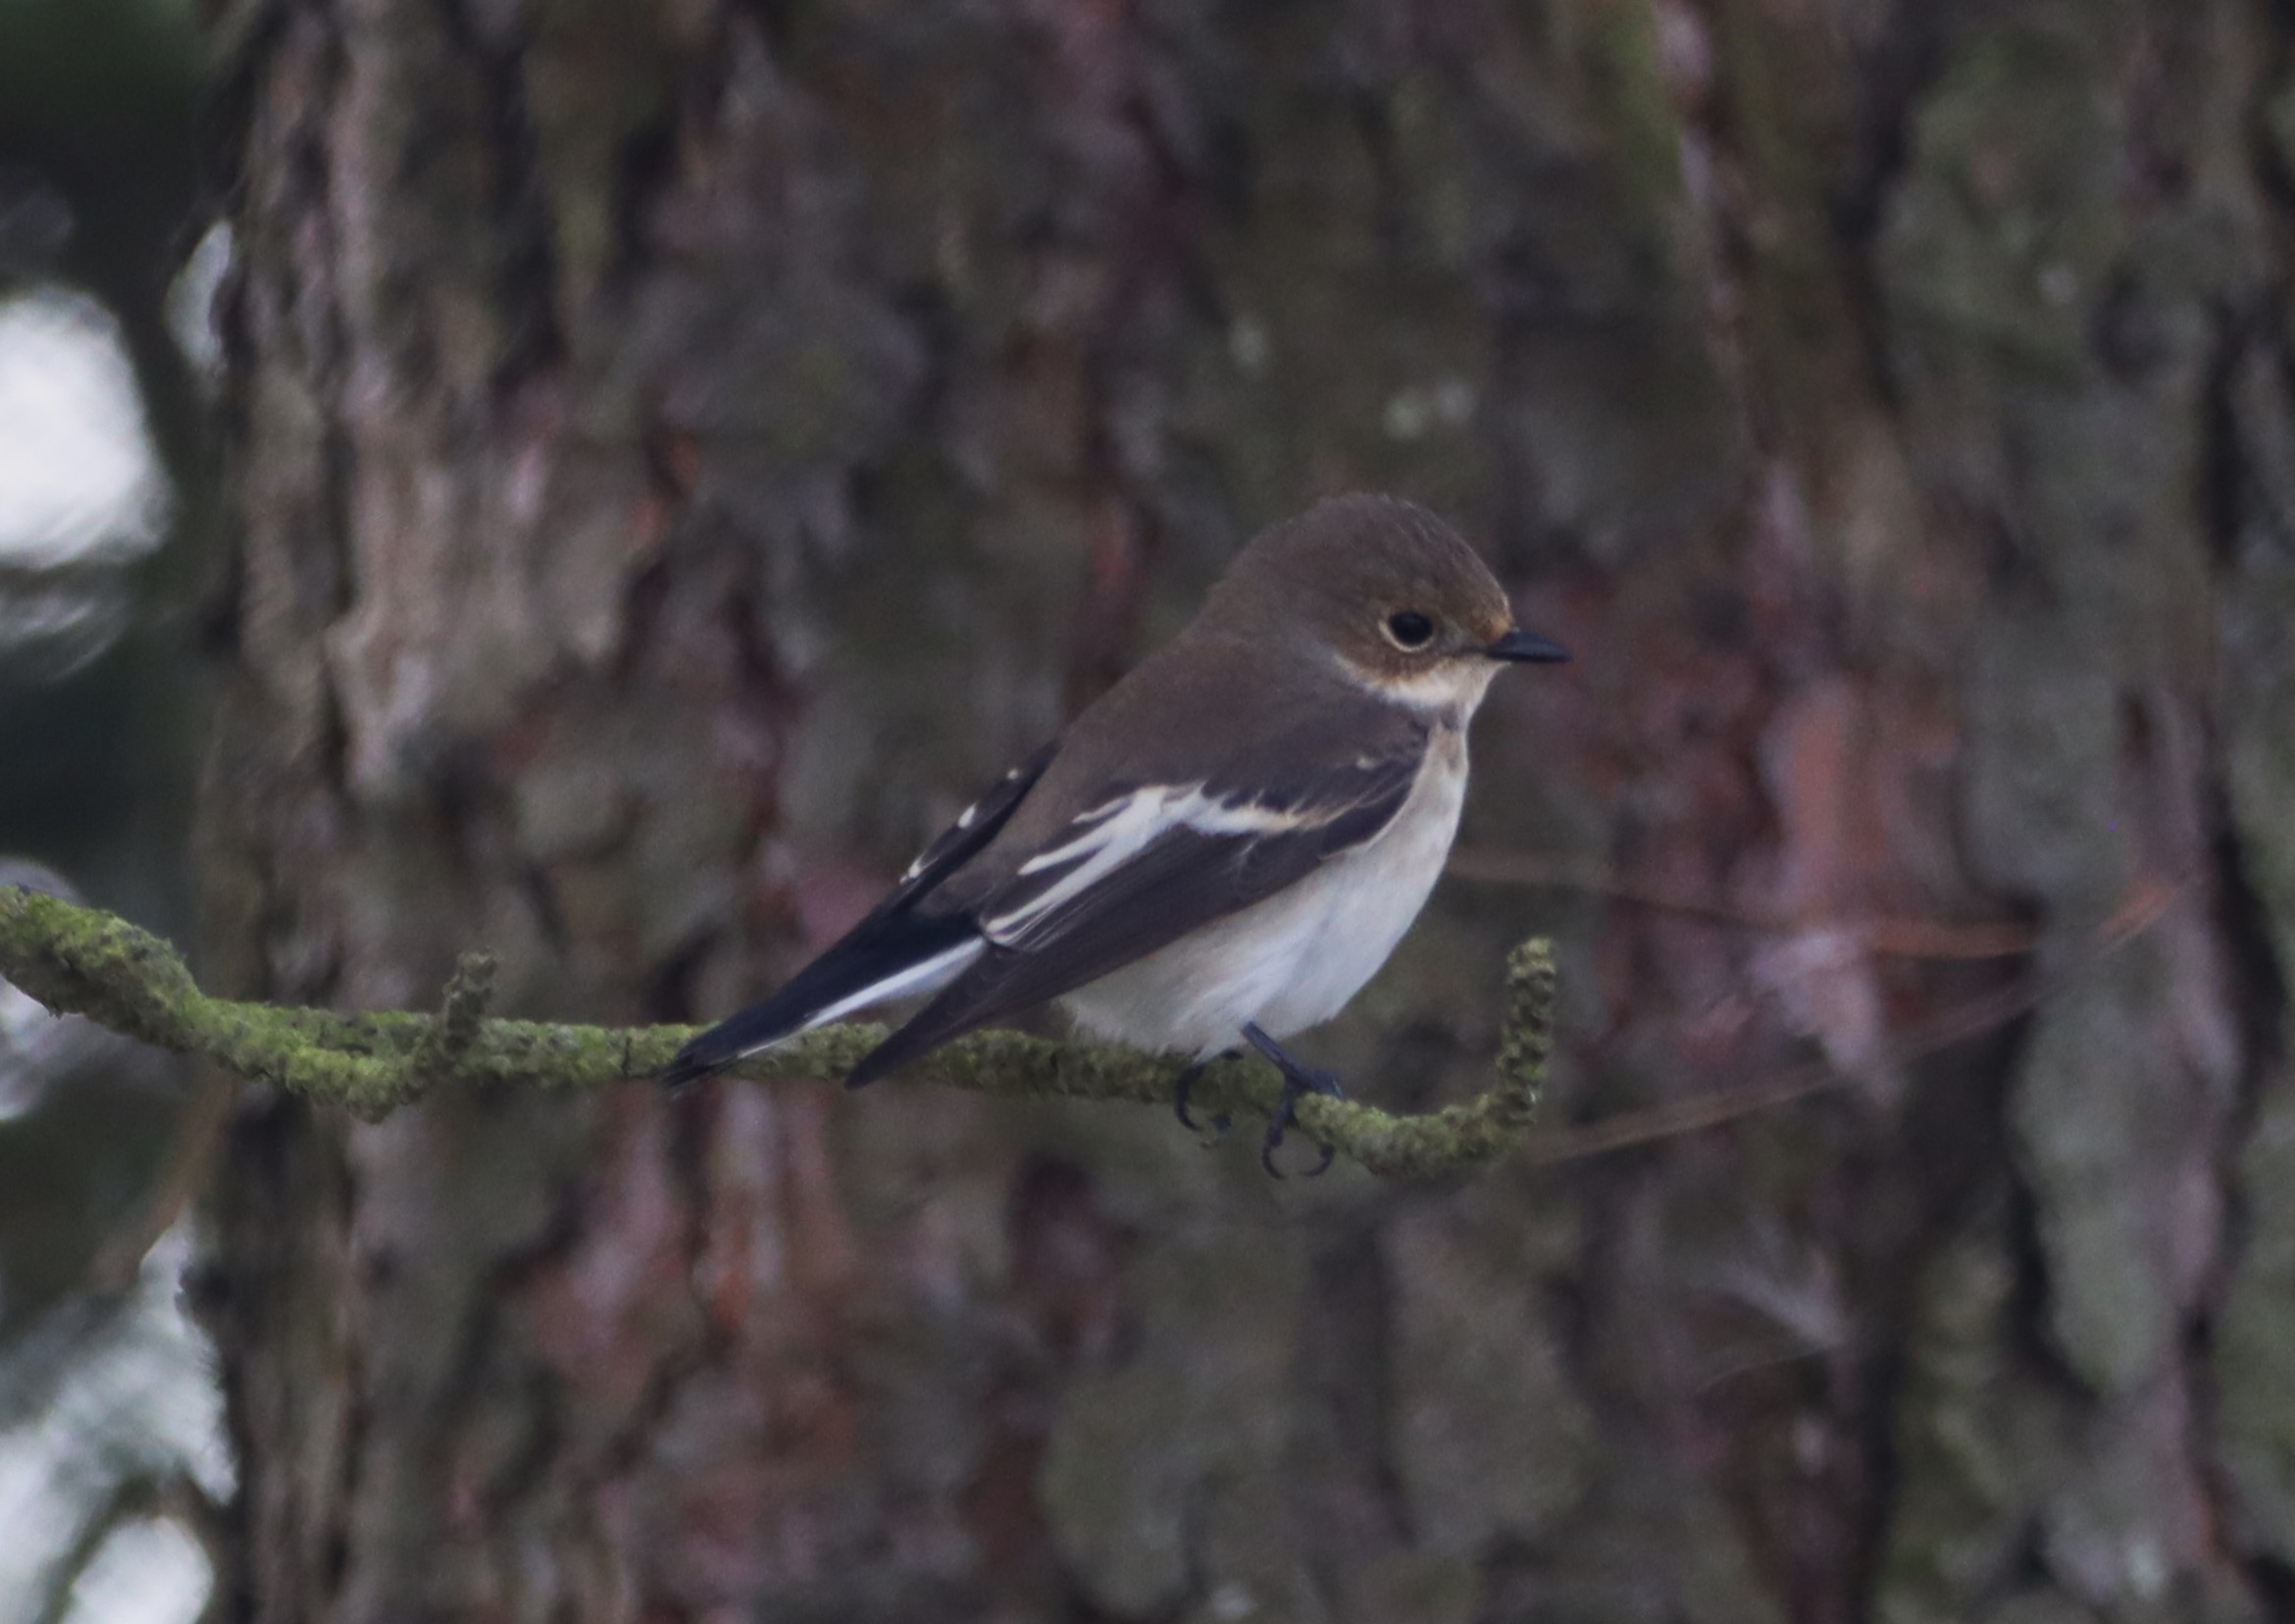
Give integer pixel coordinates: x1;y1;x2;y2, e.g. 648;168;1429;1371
1386;1201;1594;1551
1873;1210;2066;1624
1040;1219;1309;1615
1881;14;2129;383
522;0;677;312
2215;1080;2295;1563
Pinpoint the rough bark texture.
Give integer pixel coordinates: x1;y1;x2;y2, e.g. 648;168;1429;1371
197;2;2295;1621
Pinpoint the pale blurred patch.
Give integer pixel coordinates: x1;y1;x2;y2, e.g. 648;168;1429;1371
0;1225;230;1624
57;1516;211;1624
0;287;169;570
163;222;230;391
0;286;171;679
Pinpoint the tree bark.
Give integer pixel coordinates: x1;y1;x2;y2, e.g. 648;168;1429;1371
197;2;2295;1621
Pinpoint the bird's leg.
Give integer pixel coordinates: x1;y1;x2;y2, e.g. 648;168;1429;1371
1240;1023;1345;1178
1173;1054;1236;1143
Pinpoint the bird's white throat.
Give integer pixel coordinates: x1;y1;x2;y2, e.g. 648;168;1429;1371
1346;654;1504;719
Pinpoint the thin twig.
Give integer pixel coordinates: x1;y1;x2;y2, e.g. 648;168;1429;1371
1447;848;2051;959
88;1066;238;1290
0;888;1556;1180
1522;872;2184;1163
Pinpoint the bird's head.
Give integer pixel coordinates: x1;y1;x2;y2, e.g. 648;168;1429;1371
1207;493;1568;712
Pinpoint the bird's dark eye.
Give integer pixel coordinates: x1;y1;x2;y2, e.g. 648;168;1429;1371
1384;611;1436;650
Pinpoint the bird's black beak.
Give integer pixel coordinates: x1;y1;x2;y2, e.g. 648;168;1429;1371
1485;628;1570;663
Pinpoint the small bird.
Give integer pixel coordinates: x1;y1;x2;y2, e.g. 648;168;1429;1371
662;494;1567;1172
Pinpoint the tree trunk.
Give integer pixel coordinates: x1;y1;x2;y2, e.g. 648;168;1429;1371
197;2;2295;1620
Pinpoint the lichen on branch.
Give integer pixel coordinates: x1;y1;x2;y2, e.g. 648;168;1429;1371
0;885;1552;1177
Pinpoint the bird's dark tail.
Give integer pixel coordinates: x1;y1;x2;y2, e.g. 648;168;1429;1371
658;912;981;1090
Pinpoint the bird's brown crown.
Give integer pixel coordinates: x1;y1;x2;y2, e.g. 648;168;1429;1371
1201;493;1517;684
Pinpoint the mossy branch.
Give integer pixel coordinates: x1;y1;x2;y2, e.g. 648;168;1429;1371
0;886;1552;1177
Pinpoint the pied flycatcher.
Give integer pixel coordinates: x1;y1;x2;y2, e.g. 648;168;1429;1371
663;493;1568;1171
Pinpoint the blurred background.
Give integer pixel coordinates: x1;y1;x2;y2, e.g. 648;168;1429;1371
5;1;2295;1621
0;1;228;1619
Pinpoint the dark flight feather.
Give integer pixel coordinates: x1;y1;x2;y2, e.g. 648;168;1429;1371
657;741;1057;1089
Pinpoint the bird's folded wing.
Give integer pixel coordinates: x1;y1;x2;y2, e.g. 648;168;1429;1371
843;728;1427;1082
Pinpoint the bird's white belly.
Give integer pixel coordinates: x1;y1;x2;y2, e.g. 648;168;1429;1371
1060;732;1468;1057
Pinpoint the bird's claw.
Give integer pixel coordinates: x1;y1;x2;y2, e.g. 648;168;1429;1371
1259;1069;1343;1178
1240;1023;1345;1178
1172;1062;1233;1146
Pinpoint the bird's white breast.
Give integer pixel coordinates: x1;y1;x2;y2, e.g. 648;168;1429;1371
1059;727;1469;1057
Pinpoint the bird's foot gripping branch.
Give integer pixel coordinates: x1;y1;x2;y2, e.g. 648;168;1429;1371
0;886;1553;1178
